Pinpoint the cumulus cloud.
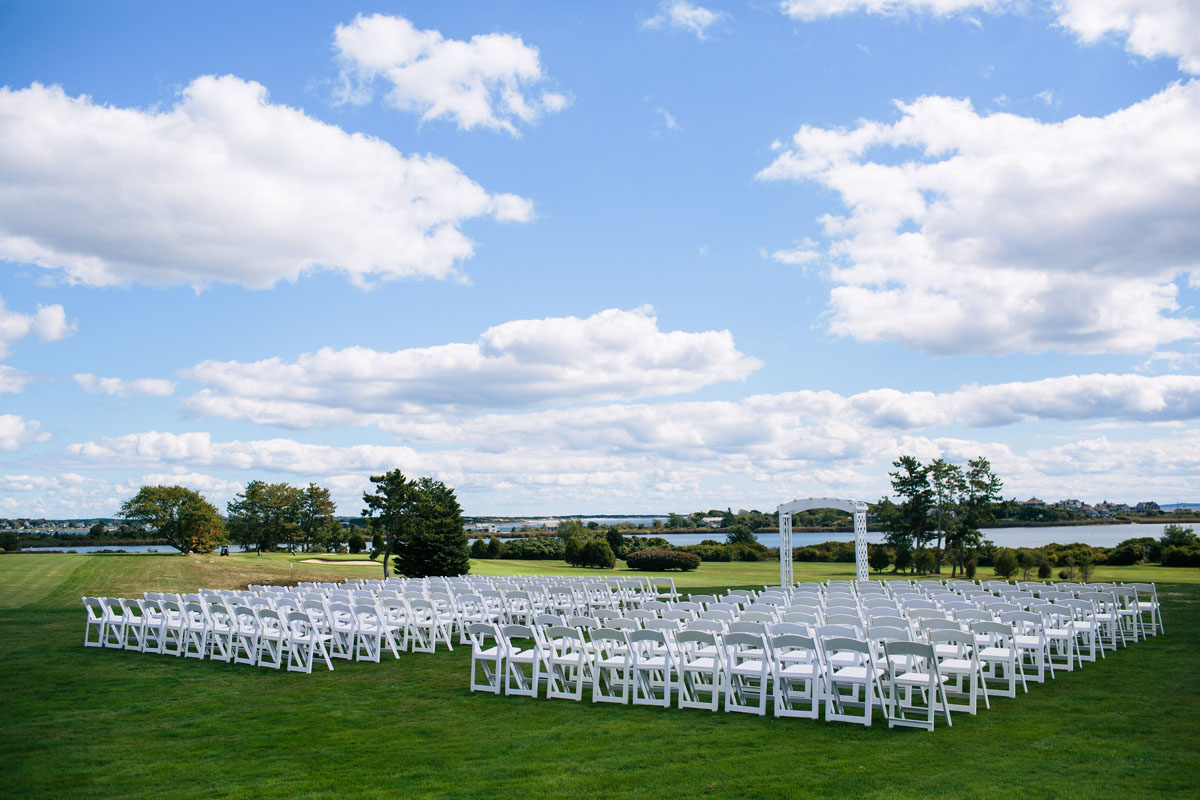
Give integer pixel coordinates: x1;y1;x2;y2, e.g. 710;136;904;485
74;374;177;398
1055;0;1200;75
779;0;1200;75
0;296;74;357
0;77;532;289
181;306;762;422
644;1;730;39
758;81;1200;354
333;13;567;134
0;415;50;451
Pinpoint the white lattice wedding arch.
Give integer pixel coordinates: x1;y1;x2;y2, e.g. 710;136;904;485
777;498;870;584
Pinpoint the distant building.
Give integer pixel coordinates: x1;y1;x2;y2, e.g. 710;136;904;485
465;523;500;534
700;517;724;528
1135;501;1161;513
1022;497;1046;507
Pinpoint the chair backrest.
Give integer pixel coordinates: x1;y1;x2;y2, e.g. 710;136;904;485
769;622;809;637
929;628;976;654
782;611;820;626
816;623;860;640
676;630;717;650
919;618;960;635
884;639;935;663
727;621;767;636
685;619;725;635
607;618;639;631
567;615;598;630
867;625;911;643
825;613;863;629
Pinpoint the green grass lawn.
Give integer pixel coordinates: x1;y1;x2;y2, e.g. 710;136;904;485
2;553;1197;799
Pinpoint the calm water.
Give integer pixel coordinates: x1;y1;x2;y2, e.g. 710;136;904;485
630;522;1177;550
21;522;1182;553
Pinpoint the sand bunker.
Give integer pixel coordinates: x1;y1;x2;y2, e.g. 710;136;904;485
301;558;378;565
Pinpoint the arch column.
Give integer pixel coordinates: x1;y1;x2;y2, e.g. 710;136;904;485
776;497;870;586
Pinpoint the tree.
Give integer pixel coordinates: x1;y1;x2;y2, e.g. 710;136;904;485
993;548;1019;579
120;485;223;554
947;457;1003;577
868;545;890;573
364;473;469;578
347;532;366;554
469;538;488;558
582;539;616;569
556;519;587;542
564;535;583;567
362;469;418;578
226;481;302;554
605;526;624;554
726;523;756;546
1161;524;1198;549
88;522;105;537
927;459;965;572
486;536;504;559
296;483;337;552
879;456;933;572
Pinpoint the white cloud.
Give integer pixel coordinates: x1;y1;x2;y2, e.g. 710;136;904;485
0;295;74;357
0;415;50;451
779;0;1200;75
643;1;729;39
758;81;1200;354
1055;0;1200;75
182;306;762;422
137;470;245;498
73;374;177;398
771;241;821;265
333;13;567;135
0;365;33;394
0;77;532;289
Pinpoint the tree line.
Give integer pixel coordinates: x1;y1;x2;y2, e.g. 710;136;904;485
117;469;470;578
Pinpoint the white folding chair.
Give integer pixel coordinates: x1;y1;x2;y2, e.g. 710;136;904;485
207;602;236;663
928;628;989;715
467;623;505;694
500;624;542;698
100;598;127;649
883;640;952;731
820;636;886;727
545;626;593;702
676;630;723;712
722;631;771;716
231;604;260;665
82;597;107;648
181;602;211;660
627;629;676;708
286;610;334;673
255;607;287;669
590;628;631;705
1127;583;1163;635
772;633;823;719
971;621;1028;698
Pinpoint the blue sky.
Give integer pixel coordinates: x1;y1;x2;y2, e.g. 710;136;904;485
1;0;1198;517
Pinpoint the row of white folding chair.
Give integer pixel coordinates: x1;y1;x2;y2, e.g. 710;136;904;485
84;596;336;673
471;623;964;730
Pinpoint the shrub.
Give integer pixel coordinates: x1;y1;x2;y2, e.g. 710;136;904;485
1161;524;1198;549
500;536;564;560
731;543;765;562
1108;537;1153;566
893;547;913;573
347;532;366;554
469;538;487;558
913;548;936;574
0;532;18;552
1037;557;1052;579
965;559;977;579
993;548;1019;579
679;544;731;562
1161;546;1200;567
625;549;701;571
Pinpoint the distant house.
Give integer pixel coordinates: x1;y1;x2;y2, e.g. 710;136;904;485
1135;501;1161;513
700;517;724;528
1022;497;1046;507
465;523;500;534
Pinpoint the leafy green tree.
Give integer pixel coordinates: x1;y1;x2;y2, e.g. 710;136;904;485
1;532;19;552
564;535;583;567
371;531;384;552
868;545;890;573
88;522;105;537
362;469;418;578
296;483;337;552
582;539;616;569
375;475;469;578
993;548;1019;579
605;526;624;554
120;485;223;554
947;457;1003;577
879;456;933;571
556;519;587;542
347;532;366;554
928;459;965;572
726;523;756;546
469;538;488;558
1161;524;1198;549
226;481;302;554
487;536;504;559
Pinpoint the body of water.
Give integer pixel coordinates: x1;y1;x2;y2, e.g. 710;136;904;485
632;522;1176;550
20;522;1181;553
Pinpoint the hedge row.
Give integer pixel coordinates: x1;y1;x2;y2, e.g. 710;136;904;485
624;549;701;571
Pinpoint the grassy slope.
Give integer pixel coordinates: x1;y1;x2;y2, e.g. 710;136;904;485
1;554;1197;800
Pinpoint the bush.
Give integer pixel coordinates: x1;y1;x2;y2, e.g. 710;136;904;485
913;548;936;574
1161;524;1198;549
893;547;913;573
625;549;701;571
1108;537;1153;566
993;548;1019;579
1161;546;1200;567
679;544;731;562
1037;558;1052;579
731;543;765;562
347;532;366;554
0;532;18;552
500;536;564;560
469;538;487;558
965;559;977;579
